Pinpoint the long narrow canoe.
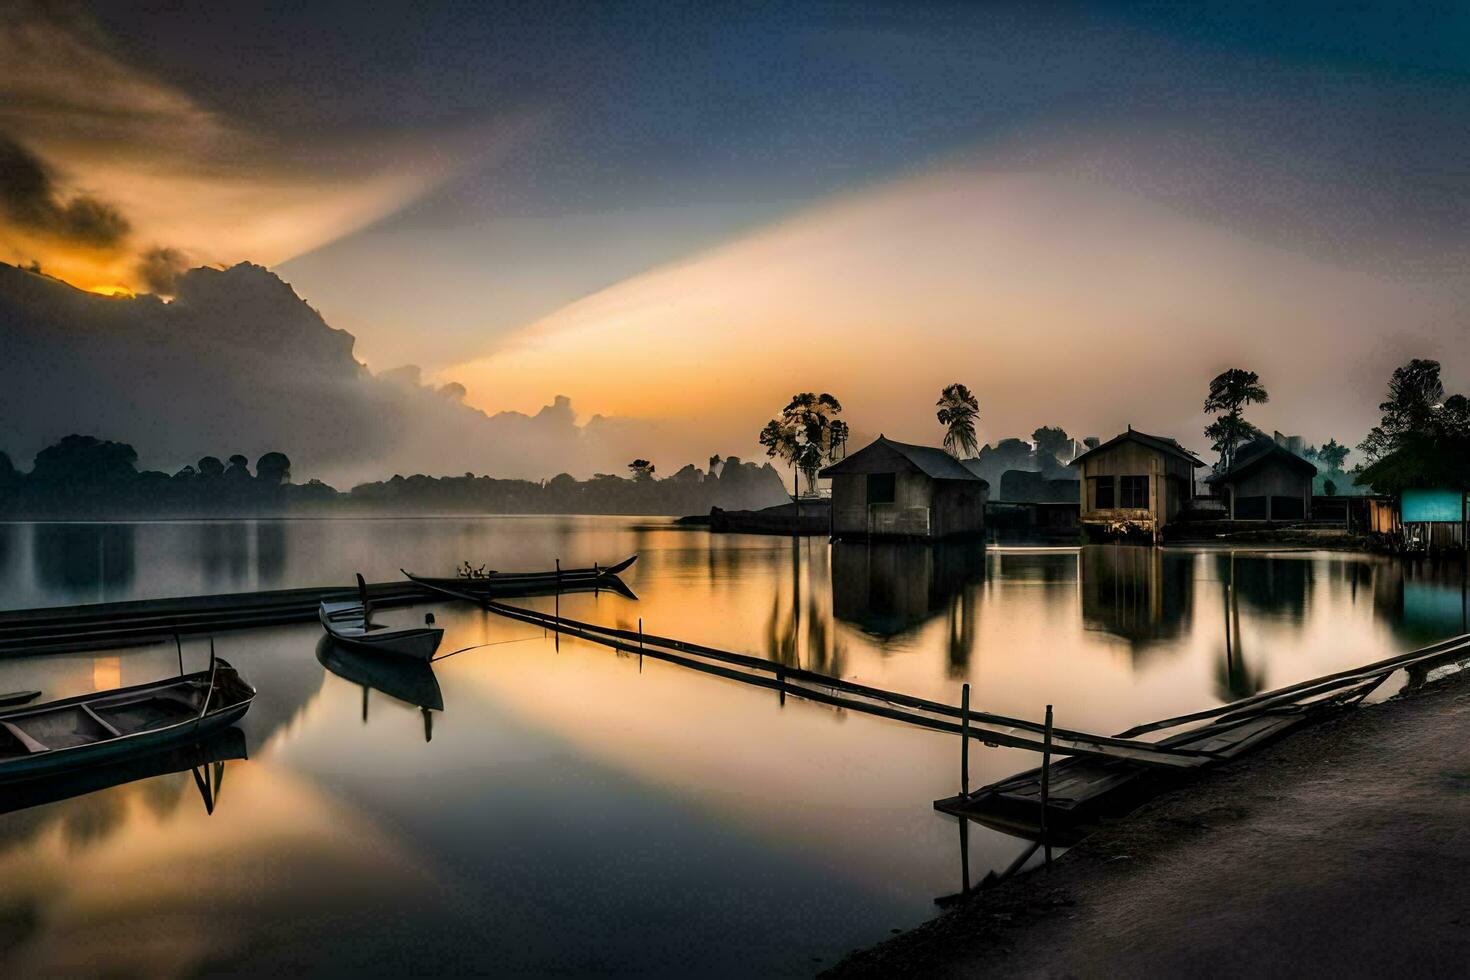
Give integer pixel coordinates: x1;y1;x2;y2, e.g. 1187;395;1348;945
0;658;255;783
403;555;638;600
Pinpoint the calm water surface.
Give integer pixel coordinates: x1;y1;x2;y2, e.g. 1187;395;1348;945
0;518;1466;975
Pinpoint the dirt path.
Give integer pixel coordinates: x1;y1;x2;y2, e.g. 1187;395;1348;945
829;673;1470;978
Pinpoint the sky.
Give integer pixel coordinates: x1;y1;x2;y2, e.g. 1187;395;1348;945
4;1;1470;470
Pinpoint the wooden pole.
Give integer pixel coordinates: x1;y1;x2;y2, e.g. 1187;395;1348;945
554;559;561;652
960;682;971;795
638;617;644;673
1041;703;1054;866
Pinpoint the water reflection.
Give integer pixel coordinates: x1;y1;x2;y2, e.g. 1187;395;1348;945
1217;552;1314;621
317;636;442;742
1373;559;1470;646
31;523;136;599
255;520;288;583
1216;551;1265;701
830;542;986;665
0;729;246;855
767;536;845;674
201;521;249;587
1079;545;1193;657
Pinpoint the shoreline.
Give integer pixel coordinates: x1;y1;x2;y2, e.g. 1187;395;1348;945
827;667;1470;977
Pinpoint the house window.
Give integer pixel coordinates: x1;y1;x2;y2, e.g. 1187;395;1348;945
1094;475;1115;509
1120;475;1149;509
867;472;896;505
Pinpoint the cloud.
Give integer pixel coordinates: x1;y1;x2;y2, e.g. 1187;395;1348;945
0;4;508;295
0;260;695;485
445;162;1470;460
0;132;129;248
134;245;190;295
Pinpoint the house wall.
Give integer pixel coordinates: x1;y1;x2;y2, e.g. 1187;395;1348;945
931;481;987;537
1078;442;1191;528
1225;459;1312;520
832;470;934;537
832;471;985;538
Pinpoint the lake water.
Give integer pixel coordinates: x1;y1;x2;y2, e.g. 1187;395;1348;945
0;518;1466;976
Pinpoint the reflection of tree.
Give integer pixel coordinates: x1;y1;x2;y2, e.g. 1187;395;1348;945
764;536;845;676
1215;553;1264;701
946;588;976;679
32;522;136;597
1215;553;1313;622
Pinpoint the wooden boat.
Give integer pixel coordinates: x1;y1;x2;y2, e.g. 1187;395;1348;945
0;657;255;783
316;635;444;711
319;574;444;661
405;555;637;598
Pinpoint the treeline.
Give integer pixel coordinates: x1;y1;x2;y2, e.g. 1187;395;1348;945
0;435;790;518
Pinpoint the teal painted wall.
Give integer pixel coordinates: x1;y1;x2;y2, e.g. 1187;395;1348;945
1402;489;1466;523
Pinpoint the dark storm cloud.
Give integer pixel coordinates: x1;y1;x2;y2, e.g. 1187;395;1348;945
0;132;130;247
135;245;189;294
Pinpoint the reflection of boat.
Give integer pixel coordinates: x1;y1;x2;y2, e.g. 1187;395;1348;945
0;689;41;708
0;657;255;782
405;555;638;600
0;726;246;816
316;636;444;711
319;574;444;661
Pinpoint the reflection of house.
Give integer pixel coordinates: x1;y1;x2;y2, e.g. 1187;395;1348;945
1071;429;1203;540
819;436;988;540
1206;439;1316;521
1079;544;1193;655
830;542;985;671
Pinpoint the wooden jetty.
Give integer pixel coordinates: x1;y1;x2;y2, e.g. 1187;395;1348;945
938;631;1470;836
408;573;1235;769
409;574;1470;835
0;562;635;657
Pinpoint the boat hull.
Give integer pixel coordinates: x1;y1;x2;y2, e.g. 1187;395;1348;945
0;660;255;784
319;606;443;661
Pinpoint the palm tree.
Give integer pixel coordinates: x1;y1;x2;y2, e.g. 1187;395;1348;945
936;383;980;458
1203;368;1268;471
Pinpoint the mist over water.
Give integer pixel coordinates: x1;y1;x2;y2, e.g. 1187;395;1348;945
0;518;1464;975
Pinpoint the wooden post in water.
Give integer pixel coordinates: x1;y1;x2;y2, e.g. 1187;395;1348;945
1041;703;1054;867
960;683;971;796
554;558;561;652
638;617;644;673
777;666;785;706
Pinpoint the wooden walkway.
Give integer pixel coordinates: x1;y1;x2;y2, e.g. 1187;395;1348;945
0;572;628;657
937;631;1470;836
410;575;1275;771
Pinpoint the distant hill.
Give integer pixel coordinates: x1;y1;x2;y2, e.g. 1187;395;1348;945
0;262;682;485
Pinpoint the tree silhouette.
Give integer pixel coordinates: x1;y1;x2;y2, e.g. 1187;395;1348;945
759;392;844;496
256;452;291;485
1357;359;1470;493
30;435;138;485
197;456;224;478
1316;439;1349;472
1203;368;1269;471
935;383;979;458
627;459;656;481
1032;425;1071;463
